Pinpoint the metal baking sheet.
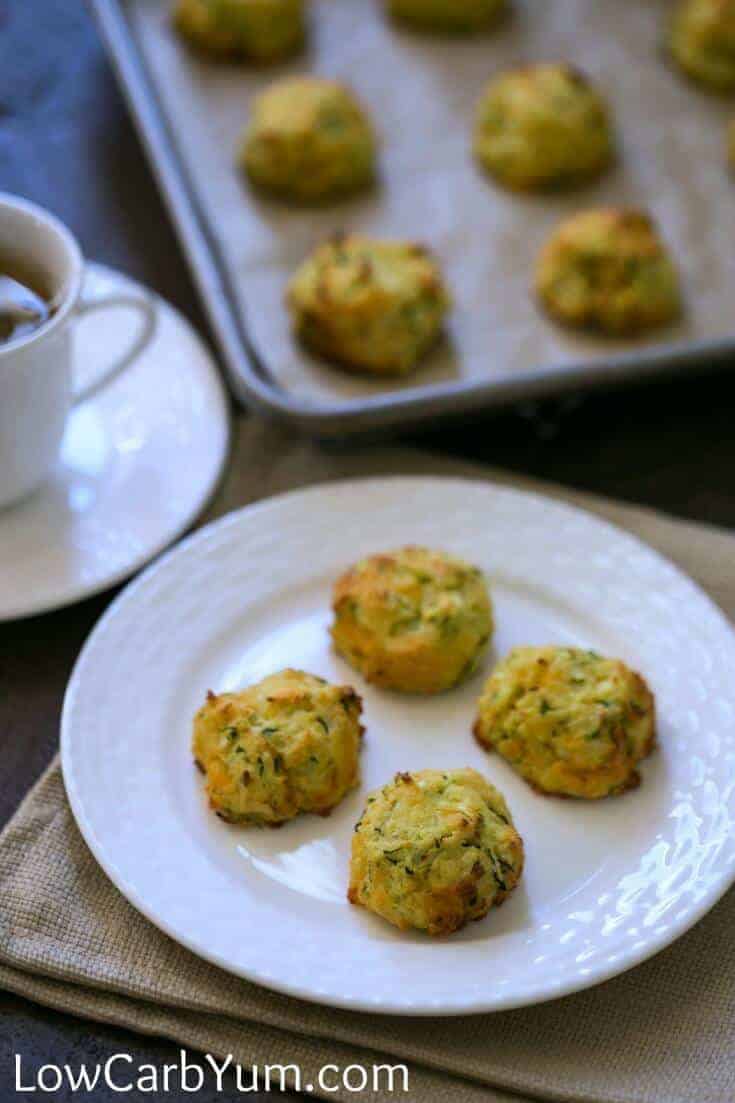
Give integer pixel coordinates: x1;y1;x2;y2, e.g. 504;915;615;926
92;0;735;435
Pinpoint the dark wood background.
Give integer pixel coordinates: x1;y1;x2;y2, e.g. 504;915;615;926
1;1;733;1098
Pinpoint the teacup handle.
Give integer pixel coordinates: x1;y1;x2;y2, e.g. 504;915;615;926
71;287;157;405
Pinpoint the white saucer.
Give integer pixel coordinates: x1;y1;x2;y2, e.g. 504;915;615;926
0;264;229;621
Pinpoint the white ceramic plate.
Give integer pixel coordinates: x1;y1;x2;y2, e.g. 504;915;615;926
0;263;229;621
61;478;735;1016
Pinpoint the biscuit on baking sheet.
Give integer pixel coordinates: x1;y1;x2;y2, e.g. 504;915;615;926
331;546;492;694
240;77;376;204
474;63;614;193
173;0;305;61
287;236;451;377
192;669;363;825
534;209;682;336
349;768;524;935
669;0;735;92
474;646;656;799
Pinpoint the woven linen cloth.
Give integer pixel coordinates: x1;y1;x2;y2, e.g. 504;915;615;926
1;416;734;1103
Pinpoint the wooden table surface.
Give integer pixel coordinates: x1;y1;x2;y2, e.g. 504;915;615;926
1;1;734;1098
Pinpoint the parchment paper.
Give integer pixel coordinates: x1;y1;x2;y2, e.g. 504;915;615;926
129;0;735;406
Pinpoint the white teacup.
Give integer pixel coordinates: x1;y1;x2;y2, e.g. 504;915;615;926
0;193;156;509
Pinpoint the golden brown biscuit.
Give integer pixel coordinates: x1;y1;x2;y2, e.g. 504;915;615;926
669;0;735;92
173;0;305;62
192;669;363;825
348;768;524;935
474;646;656;799
240;77;376;204
331;546;493;694
535;209;682;335
474;63;614;193
287;235;450;376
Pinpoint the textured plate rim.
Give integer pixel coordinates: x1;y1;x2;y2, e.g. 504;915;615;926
61;475;735;1016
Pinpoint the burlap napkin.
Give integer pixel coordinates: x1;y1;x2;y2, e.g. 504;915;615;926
1;418;734;1103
